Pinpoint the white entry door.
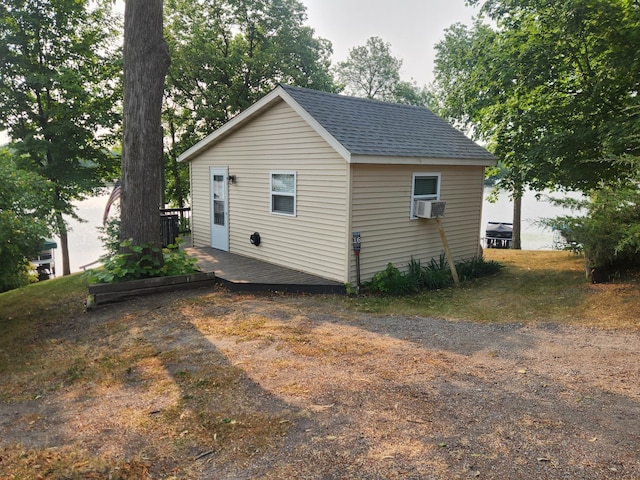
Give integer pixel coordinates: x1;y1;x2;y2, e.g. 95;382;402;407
210;167;229;251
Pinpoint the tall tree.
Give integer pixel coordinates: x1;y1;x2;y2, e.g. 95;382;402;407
163;0;336;207
0;0;121;275
335;36;402;100
434;1;640;193
392;80;438;109
434;1;639;248
120;0;170;262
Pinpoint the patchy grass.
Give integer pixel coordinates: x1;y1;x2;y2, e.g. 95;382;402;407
1;281;291;478
1;251;639;478
0;274;88;393
342;250;640;328
0;274;86;339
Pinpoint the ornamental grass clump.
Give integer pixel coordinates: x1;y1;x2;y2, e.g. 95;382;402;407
365;254;502;296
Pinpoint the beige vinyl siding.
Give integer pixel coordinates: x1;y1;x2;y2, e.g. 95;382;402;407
190;161;211;248
349;164;485;283
189;100;350;283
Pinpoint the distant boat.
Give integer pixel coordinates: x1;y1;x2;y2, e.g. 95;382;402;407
485;222;513;249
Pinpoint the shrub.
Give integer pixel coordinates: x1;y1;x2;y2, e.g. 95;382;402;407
98;216;121;258
0;148;52;292
365;254;502;295
369;263;416;295
423;253;452;290
456;256;504;281
85;239;200;284
543;185;640;281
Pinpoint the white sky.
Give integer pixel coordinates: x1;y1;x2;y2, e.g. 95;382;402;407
302;0;478;85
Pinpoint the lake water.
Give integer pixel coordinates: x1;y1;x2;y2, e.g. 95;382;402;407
481;187;583;251
55;187;582;274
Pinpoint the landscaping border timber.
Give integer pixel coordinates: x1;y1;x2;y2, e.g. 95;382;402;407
87;272;217;308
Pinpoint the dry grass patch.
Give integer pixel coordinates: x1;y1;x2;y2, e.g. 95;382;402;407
1;252;639;478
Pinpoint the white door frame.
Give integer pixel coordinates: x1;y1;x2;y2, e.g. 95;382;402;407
210;167;229;251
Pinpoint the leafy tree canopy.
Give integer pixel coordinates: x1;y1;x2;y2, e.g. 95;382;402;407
335;36;437;109
434;0;640;193
336;36;402;101
165;0;335;139
0;0;121;274
163;0;337;207
0;147;52;291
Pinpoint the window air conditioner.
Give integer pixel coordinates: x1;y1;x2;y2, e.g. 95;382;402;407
415;200;446;218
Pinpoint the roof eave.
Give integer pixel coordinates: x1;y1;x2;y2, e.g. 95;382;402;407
177;88;284;163
177;85;352;163
349;154;497;167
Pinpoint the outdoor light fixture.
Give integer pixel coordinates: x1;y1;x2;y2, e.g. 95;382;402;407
228;175;237;184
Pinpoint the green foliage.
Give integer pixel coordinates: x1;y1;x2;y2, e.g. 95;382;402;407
422;255;454;290
365;255;503;296
434;0;640;193
543;185;640;275
368;263;410;295
335;36;436;107
0;0;121;272
392;80;439;109
86;240;200;284
336;36;402;101
0;148;52;292
456;256;504;281
163;0;337;206
98;217;122;259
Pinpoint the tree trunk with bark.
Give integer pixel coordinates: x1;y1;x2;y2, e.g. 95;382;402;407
511;188;522;250
55;212;71;276
120;0;170;262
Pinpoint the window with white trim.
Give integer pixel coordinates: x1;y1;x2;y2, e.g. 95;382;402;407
270;171;296;216
411;172;440;218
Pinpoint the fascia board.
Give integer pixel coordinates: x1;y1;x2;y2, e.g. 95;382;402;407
349;154;497;167
177;88;285;163
178;86;353;163
278;89;352;163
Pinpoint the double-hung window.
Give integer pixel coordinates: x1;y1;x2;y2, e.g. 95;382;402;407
411;172;440;218
270;171;296;216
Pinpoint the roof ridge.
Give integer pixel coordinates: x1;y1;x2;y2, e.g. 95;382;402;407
279;83;436;113
278;83;494;161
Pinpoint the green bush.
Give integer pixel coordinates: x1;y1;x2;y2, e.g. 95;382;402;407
456;256;504;281
423;254;452;290
369;263;415;295
98;217;121;258
86;239;200;284
0;148;52;292
365;254;502;295
543;185;640;280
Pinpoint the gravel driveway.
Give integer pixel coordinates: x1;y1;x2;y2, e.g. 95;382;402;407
1;289;639;479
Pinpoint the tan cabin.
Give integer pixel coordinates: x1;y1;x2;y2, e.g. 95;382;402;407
178;85;496;285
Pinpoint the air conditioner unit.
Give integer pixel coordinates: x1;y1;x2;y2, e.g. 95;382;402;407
415;200;446;218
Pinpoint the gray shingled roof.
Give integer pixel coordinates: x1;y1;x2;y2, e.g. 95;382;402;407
280;85;495;161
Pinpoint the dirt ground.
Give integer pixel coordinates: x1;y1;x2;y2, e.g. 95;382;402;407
1;287;639;479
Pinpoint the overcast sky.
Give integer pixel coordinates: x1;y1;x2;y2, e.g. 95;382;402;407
301;0;479;85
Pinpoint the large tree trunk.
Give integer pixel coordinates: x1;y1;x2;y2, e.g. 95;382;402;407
120;0;170;262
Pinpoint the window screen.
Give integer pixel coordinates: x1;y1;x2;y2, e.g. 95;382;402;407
271;172;296;215
411;173;440;218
